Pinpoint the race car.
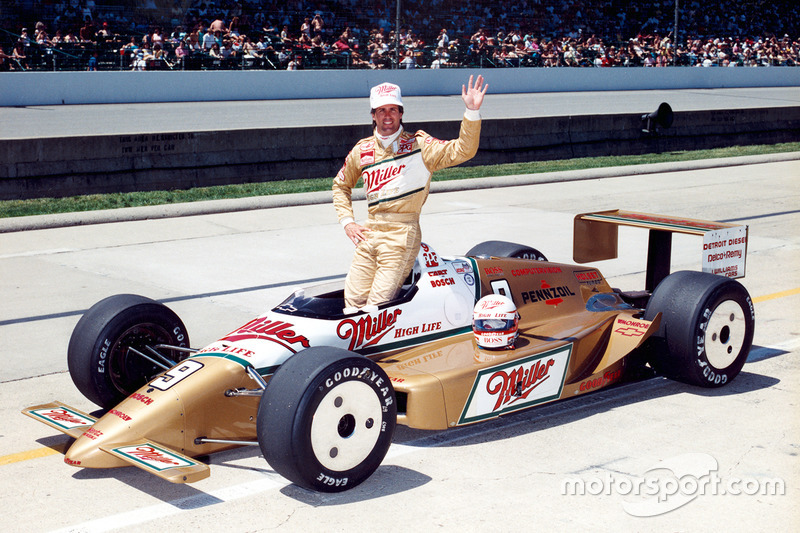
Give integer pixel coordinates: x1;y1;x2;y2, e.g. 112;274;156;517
23;210;754;492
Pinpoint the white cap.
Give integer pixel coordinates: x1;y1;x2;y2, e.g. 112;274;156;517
370;82;403;110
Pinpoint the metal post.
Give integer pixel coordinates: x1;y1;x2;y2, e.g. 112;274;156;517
674;0;679;66
395;0;401;69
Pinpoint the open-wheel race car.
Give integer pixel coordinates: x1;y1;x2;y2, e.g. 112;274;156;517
24;210;755;492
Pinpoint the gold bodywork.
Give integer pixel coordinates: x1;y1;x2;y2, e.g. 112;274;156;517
31;210;747;483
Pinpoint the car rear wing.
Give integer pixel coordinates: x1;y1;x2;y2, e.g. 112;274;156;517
573;209;748;291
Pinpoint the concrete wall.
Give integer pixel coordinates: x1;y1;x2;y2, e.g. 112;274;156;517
2;67;800;106
3;106;798;200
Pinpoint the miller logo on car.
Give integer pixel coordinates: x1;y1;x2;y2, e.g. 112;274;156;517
459;344;572;425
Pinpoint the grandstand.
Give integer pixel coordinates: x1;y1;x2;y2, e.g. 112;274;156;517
1;1;798;71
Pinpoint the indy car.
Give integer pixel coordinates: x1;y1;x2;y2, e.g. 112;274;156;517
24;210;754;492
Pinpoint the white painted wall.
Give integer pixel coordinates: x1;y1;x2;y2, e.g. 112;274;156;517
1;67;799;106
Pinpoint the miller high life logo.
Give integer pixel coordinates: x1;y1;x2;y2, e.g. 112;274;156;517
31;406;95;431
363;163;406;193
113;443;196;472
338;309;402;351
459;344;571;425
222;316;310;353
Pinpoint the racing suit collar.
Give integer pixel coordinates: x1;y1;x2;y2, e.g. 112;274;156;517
375;125;403;150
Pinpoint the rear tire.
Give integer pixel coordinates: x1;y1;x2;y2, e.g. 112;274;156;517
257;347;396;492
68;294;190;408
466;240;547;261
643;271;754;387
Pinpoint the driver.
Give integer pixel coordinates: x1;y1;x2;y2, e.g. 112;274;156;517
333;76;488;311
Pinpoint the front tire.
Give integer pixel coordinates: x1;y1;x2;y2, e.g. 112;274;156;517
257;347;396;492
67;294;190;408
643;271;755;387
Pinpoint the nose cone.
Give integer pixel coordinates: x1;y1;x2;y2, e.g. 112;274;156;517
64;389;185;469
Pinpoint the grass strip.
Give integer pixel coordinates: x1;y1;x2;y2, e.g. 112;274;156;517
2;142;797;219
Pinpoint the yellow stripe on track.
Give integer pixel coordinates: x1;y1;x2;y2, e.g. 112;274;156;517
753;287;800;303
0;443;65;466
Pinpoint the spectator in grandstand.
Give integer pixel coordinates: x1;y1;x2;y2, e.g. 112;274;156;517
400;49;417;68
287;54;302;70
0;46;11;71
202;28;217;50
11;42;28;70
312;14;324;37
79;18;95;43
87;51;98;71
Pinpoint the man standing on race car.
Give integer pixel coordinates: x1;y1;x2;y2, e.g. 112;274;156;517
333;75;488;311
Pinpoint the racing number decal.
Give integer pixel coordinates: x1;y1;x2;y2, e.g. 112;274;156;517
149;359;204;391
490;279;512;299
421;243;439;268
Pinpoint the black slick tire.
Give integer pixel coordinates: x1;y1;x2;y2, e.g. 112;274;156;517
257;347;396;492
67;294;190;408
643;271;755;387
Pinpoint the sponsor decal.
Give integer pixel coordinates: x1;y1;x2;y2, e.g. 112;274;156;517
578;369;623;392
397;139;414;154
338;309;402;351
394;321;442;338
113;443;196;472
614;318;650;337
464;273;475;286
484;266;504;276
360;149;375;166
82;427;103;441
574;269;603;284
363;163;406;193
428;269;448;277
511;266;563;276
520;281;576;306
430;277;455;288
31;406;94;431
459;344;571;424
196;343;256;359
702;226;747;279
130;393;154;406
65;458;81;466
223;317;310;353
453;261;472;274
109;408;132;422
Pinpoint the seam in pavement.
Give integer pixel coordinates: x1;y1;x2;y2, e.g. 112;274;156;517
1;152;798;234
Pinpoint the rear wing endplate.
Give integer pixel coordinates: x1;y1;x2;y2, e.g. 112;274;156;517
574;210;748;291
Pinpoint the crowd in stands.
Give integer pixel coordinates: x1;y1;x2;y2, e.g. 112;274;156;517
1;1;798;71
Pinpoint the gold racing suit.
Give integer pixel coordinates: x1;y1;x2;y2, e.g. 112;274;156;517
333;112;481;308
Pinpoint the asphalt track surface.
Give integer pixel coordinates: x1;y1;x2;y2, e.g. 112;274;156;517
1;147;798;531
2;86;799;139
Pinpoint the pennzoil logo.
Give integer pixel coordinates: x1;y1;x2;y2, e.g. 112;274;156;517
459;344;571;424
520;280;576;306
338;309;402;351
223;317;310;353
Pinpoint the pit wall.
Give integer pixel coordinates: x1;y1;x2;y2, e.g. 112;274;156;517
1;66;799;106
